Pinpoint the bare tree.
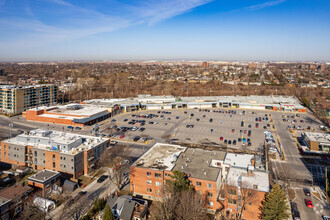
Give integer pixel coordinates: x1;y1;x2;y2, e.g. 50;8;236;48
97;144;131;192
150;187;207;220
59;194;90;220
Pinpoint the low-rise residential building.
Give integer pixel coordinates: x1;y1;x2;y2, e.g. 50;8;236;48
0;84;57;114
221;153;270;220
106;195;148;220
0;196;11;220
130;143;226;213
0;184;34;218
27;169;61;197
301;132;330;153
0;129;109;179
23;103;111;127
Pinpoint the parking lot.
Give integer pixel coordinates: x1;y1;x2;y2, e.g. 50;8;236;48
106;108;280;151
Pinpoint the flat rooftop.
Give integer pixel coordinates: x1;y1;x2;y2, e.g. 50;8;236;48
172;148;225;181
0;84;55;90
226;167;270;192
27;169;60;183
3;129;109;155
133;143;226;181
47;104;107;117
303;132;330;144
133;143;186;171
224;153;254;169
83;95;304;108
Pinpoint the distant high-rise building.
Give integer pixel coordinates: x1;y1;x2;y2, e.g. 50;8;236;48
0;70;5;76
0;84;57;114
202;62;209;68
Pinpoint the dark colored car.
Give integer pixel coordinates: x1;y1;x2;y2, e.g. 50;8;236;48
303;188;311;196
209;119;213;122
224;140;227;144
228;140;232;145
133;136;141;141
124;119;128;122
233;140;237;145
139;127;145;132
97;175;108;183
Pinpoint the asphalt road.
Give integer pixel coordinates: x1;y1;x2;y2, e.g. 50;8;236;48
293;187;329;220
271;113;312;181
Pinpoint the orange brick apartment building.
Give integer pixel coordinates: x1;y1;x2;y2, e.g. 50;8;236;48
130;143;227;213
130;145;270;218
23;104;111;126
0;129;109;179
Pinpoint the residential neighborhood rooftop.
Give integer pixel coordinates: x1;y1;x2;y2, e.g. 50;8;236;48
172;148;225;181
3;129;109;155
224;153;254;169
27;170;61;183
226;167;270;192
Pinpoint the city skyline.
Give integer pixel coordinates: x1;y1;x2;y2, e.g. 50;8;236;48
0;0;330;61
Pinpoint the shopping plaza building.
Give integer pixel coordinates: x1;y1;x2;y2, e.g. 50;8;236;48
83;95;306;113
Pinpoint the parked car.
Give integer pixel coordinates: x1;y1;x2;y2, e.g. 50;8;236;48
233;140;237;145
228;140;232;145
304;199;313;208
124;119;128;122
220;137;224;141
97;175;108;183
111;119;116;122
133;136;141;141
224;140;227;144
303;188;311;196
231;129;235;133
139;127;145;132
120;134;125;139
209;118;213;122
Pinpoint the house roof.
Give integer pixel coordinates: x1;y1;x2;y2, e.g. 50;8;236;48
0;184;33;200
107;195;137;220
27;169;60;184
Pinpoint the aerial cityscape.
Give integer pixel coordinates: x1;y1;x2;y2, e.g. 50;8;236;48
0;0;329;220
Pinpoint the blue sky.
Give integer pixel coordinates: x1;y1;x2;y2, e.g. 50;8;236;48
0;0;329;61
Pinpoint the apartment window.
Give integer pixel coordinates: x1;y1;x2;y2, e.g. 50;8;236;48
43;160;45;163
207;183;213;189
155;173;161;178
4;152;6;156
253;185;258;190
207;192;213;198
147;172;151;176
53;162;55;168
227;189;236;195
147;188;152;193
34;151;37;157
208;201;213;207
155;181;162;186
43;153;45;156
60;157;62;160
249;202;252;206
165;173;170;177
196;181;202;186
34;158;37;164
248;192;252;196
4;146;6;150
147;180;152;185
228;198;237;205
53;155;55;159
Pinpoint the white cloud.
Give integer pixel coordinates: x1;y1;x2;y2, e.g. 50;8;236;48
0;0;212;47
246;0;286;10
